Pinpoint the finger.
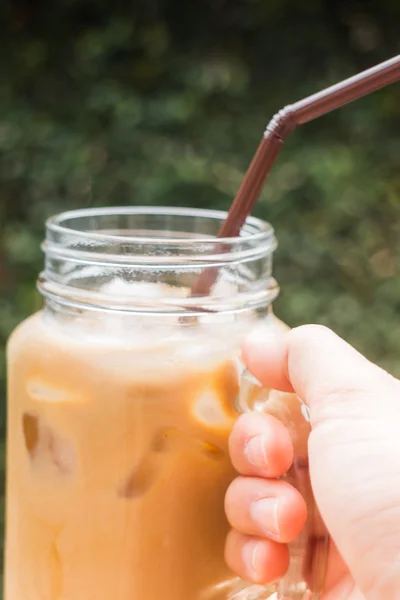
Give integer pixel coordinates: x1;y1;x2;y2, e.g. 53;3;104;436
225;476;307;543
242;324;397;420
229;412;293;478
225;529;289;585
242;328;293;392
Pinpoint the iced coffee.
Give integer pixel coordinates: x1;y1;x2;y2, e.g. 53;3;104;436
6;302;245;600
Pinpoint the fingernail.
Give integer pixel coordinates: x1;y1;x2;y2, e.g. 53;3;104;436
244;435;269;469
242;539;261;580
250;497;280;540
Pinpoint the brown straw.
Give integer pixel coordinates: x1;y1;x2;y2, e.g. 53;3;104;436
190;54;400;297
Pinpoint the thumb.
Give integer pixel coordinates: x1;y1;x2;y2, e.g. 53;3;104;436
242;324;400;598
242;324;394;412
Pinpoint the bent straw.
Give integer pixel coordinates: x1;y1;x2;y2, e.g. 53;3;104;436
191;54;400;296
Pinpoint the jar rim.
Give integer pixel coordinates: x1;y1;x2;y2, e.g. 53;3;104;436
46;206;275;248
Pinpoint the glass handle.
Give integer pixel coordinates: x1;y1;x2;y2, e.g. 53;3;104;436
237;367;330;600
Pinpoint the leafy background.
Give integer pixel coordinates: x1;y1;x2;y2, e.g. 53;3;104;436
0;0;400;582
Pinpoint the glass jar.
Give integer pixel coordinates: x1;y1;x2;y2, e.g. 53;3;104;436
5;207;328;600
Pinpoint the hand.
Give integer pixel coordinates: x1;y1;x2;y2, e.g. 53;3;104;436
225;325;400;600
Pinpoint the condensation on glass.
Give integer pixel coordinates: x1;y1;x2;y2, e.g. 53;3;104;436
5;207;328;600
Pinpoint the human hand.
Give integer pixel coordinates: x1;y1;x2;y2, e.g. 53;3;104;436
225;325;400;600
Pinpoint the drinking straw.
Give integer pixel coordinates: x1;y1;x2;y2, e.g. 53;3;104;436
191;54;400;296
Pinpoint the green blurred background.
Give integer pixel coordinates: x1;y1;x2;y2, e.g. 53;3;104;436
0;0;400;579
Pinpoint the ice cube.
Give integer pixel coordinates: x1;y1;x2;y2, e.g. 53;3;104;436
22;413;76;475
212;279;238;298
152;427;224;460
200;440;224;460
192;389;231;428
27;380;75;403
100;279;187;300
46;427;76;474
119;427;224;498
22;413;39;456
118;454;159;498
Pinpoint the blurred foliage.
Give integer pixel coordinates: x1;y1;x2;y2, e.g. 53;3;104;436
0;0;400;575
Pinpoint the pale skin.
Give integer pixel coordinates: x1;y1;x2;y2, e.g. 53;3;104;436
224;325;400;600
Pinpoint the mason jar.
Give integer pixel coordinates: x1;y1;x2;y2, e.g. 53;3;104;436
5;207;328;600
